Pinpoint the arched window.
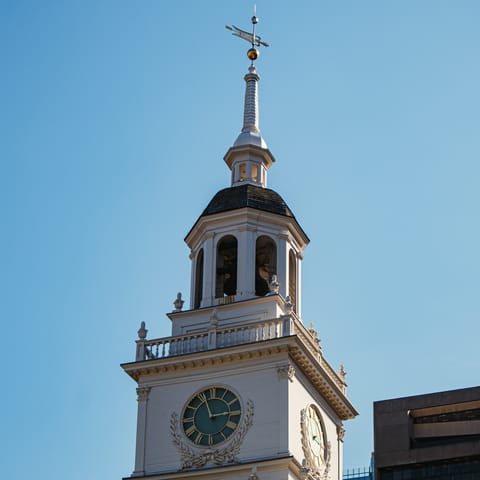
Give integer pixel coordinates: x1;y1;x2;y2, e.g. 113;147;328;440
239;163;247;181
289;250;297;312
216;236;237;298
255;236;277;296
194;249;204;309
251;164;258;182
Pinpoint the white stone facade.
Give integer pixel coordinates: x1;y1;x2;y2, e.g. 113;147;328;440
122;38;358;480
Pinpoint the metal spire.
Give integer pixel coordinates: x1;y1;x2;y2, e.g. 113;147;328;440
226;10;270;148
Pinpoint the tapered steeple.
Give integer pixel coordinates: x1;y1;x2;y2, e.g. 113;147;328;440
234;65;265;148
224;16;275;187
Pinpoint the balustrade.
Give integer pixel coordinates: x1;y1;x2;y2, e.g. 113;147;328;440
134;315;345;392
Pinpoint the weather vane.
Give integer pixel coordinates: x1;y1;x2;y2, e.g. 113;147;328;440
225;5;269;63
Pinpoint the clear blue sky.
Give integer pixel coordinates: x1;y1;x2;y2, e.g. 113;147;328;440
2;1;479;478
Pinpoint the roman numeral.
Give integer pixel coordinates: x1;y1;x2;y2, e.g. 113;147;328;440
229;409;241;415
185;425;196;436
194;433;204;444
226;420;237;429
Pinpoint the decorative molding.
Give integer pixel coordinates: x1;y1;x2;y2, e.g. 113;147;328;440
337;425;346;443
170;399;254;469
122;336;358;420
300;407;332;480
136;386;151;401
277;364;295;382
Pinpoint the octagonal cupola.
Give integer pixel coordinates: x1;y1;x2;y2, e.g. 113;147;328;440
184;17;309;319
224;64;276;188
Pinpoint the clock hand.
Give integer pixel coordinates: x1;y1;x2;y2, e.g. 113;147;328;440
199;393;214;418
204;400;214;418
211;411;230;418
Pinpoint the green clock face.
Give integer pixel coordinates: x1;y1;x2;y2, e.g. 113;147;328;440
182;386;242;446
305;405;326;467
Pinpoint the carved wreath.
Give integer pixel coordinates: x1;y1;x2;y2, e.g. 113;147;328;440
300;407;332;480
170;399;254;469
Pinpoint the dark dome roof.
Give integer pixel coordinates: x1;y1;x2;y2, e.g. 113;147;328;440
201;184;294;218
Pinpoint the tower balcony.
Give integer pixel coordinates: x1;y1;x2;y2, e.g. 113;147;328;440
127;296;347;398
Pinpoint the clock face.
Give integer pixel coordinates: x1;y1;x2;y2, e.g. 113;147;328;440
182;386;242;447
305;405;326;467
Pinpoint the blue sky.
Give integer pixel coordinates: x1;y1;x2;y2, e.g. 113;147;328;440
2;1;479;478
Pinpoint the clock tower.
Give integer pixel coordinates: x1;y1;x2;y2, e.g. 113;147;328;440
121;14;358;480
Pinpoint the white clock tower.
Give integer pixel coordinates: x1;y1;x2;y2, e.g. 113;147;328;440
121;14;358;480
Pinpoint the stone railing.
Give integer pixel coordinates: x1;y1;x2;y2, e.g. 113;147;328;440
136;316;292;361
134;314;345;392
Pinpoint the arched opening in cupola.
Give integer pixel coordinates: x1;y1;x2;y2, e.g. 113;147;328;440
255;236;277;296
251;164;258;183
194;248;204;309
215;235;238;298
239;163;247;181
289;250;297;312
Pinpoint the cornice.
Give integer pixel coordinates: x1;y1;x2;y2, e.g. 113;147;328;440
166;293;287;322
184;207;309;253
122;335;358;421
126;455;295;480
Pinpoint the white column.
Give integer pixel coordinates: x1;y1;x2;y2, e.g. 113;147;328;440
296;253;303;318
277;234;289;299
201;234;215;308
337;425;345;480
236;227;255;300
188;251;195;309
132;387;151;477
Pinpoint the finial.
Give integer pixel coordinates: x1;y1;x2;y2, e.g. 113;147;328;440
226;7;269;64
268;274;280;294
173;292;184;312
137;321;147;340
284;295;293;313
248;466;259;480
210;308;219;325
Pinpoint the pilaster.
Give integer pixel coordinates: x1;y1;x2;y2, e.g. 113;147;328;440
337;425;345;480
296;254;303;318
277;234;289;299
237;227;256;300
132;386;151;477
201;234;215;308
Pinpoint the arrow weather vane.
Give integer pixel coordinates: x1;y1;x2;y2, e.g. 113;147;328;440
226;5;269;63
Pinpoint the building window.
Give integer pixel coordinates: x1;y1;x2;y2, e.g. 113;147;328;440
289;250;297;312
239;163;247;181
194;249;204;309
251;164;258;182
255;236;276;296
216;235;237;297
